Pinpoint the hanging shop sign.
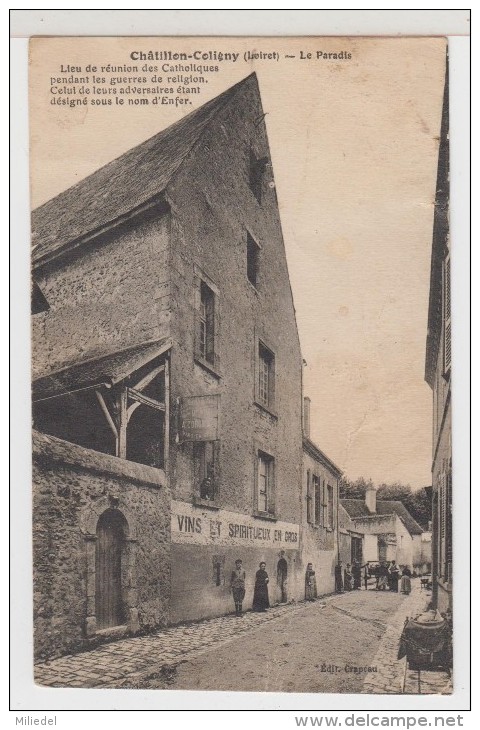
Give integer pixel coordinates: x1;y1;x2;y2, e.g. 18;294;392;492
179;394;220;442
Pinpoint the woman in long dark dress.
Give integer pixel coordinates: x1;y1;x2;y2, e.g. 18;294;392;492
352;562;362;590
252;562;270;612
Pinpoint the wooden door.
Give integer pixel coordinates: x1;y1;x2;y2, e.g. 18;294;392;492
95;510;125;629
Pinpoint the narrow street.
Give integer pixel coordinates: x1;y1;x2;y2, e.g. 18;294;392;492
35;580;451;694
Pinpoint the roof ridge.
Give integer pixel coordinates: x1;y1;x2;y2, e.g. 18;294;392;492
31;74;259;263
32;73;257;216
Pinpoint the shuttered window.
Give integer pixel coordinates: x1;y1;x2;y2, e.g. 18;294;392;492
257;451;275;515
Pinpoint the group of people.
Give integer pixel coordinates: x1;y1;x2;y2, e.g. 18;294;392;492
334;560;364;592
230;556;414;616
230;559;271;617
230;558;321;616
334;559;413;594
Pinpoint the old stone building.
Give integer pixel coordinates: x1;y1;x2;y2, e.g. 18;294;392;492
301;397;342;595
425;68;452;613
341;487;427;573
31;73;306;657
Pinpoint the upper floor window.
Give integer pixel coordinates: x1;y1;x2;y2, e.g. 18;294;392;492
247;232;260;288
327;484;334;529
249;150;268;204
313;475;322;526
306;470;313;524
194;271;219;372
194;440;218;501
257;342;275;410
257;450;275;515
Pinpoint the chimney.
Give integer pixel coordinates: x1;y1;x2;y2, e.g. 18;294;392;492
303;397;311;438
365;485;377;514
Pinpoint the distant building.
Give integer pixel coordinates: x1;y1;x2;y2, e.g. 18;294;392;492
301;397;342;595
341;487;427;573
424;65;452;613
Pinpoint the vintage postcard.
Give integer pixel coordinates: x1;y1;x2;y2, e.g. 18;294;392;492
29;36;451;696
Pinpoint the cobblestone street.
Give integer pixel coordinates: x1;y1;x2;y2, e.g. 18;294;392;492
35;580;451;694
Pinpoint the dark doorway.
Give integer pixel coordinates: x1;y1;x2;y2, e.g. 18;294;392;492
378;537;387;564
95;509;127;629
277;557;288;603
351;536;363;565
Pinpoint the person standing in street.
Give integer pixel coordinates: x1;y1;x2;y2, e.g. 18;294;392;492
400;565;412;595
335;561;344;593
305;562;317;601
388;560;400;592
252;561;270;612
344;563;353;591
230;559;246;617
377;561;389;590
277;551;288;603
352;561;362;589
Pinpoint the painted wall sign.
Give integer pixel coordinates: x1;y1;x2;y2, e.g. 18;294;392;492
179;394;220;442
171;500;299;548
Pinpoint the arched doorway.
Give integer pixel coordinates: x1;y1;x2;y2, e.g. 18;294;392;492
95;509;127;629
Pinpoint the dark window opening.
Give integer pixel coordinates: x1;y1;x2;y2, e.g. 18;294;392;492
33;360;167;470
33;390;115;455
198;281;215;365
249;150;268;204
247;233;260;288
194;441;217;500
126;403;164;469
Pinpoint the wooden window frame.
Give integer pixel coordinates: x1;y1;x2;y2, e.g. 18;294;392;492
193;440;219;503
255;450;275;517
256;340;276;413
194;266;220;377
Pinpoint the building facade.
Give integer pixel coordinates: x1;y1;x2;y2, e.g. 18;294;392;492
301;398;342;596
425;67;452;613
31;74;307;658
341;488;427;572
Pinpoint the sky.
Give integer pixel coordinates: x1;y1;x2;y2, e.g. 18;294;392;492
29;37;447;488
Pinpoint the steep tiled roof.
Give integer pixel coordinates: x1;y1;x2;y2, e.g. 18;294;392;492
340;499;423;536
31;73;257;265
33;338;171;401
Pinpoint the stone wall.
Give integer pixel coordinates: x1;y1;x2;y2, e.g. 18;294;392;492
163;75;304;620
301;447;339;595
32;209;170;379
33;431;170;661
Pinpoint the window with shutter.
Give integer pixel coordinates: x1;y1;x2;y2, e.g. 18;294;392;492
306;470;313;524
194;271;219;374
256;341;275;410
256;451;275;515
313;475;321;525
327;484;334;530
